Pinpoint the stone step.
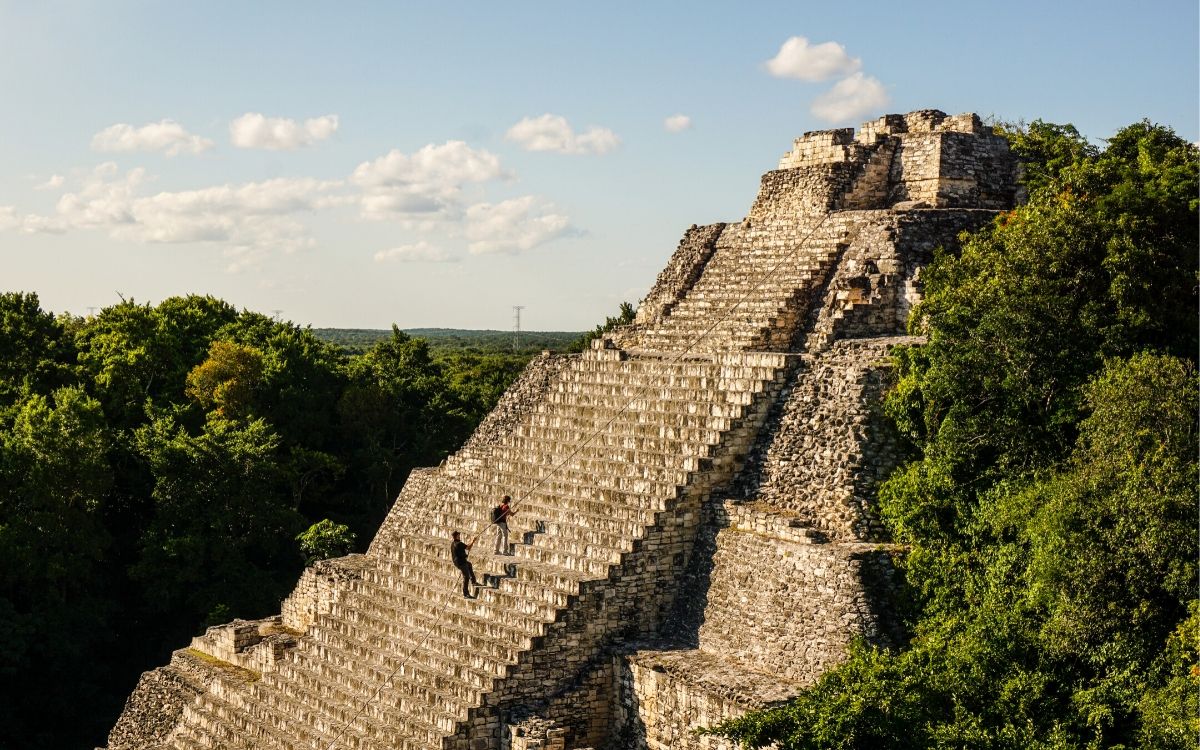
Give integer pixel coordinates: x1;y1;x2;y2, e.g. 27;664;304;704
264;644;467;747
525;402;741;431
354;558;565;629
509;422;721;451
331;586;532;667
309;618;502;698
542;389;759;413
450;481;663;530
514;411;734;445
410;495;649;550
399;506;633;563
176;688;296;750
483;442;709;476
539;390;758;419
458;466;677;515
462;457;688;498
374;534;592;599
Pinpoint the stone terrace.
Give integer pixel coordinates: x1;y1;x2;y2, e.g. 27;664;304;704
106;110;1019;750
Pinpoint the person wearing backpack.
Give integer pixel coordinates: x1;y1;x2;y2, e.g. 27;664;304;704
493;495;516;555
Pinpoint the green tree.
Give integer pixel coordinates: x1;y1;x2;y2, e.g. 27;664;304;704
0;387;114;748
297;518;357;564
568;300;636;352
74;295;239;428
185;340;266;419
0;291;76;406
132;414;303;630
339;327;469;520
992;119;1098;194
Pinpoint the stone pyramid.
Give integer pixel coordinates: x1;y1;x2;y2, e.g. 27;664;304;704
106;109;1020;750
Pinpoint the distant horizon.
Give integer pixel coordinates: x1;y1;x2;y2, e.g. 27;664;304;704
9;291;597;333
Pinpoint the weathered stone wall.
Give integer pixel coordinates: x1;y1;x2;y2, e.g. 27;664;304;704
457;351;574;460
107;655;206;750
611;647;798;750
693;512;900;683
106;649;251;750
634;223;726;327
729;339;905;540
279;554;369;632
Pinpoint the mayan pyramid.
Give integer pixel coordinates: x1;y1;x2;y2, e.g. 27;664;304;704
106;109;1020;750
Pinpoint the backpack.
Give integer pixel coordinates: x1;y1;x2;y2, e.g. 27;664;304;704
492;505;505;523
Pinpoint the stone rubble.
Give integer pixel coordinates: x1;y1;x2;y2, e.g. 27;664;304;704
104;109;1018;750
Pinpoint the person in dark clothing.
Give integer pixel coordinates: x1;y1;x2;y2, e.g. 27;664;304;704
451;531;481;597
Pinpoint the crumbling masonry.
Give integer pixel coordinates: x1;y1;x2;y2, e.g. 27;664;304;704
106;110;1020;750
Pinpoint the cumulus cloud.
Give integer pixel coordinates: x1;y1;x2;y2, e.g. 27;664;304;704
352;141;506;221
373;240;457;263
505;114;620;155
229;113;339;150
91;120;214;156
7;163;339;270
663;114;692;133
765;36;861;81
466;196;571;255
811;72;890;123
35;174;65;191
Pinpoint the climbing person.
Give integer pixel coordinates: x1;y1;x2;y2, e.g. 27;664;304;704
492;495;516;555
450;531;481;598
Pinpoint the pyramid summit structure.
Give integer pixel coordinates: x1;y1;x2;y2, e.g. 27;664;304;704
106;110;1021;750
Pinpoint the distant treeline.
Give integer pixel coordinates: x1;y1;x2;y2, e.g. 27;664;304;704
312;327;584;355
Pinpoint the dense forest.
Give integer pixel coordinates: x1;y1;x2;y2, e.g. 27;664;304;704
711;123;1198;748
0;303;548;748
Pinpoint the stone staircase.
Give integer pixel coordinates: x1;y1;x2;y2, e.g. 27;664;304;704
153;347;794;750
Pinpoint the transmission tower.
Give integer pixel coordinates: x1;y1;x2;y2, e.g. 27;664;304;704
512;306;525;353
271;309;283;321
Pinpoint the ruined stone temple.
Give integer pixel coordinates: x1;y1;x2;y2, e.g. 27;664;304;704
106;110;1020;750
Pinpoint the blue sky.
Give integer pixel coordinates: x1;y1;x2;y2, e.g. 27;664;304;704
2;1;1196;330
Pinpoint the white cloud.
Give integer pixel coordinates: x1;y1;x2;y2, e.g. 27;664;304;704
373;240;458;263
7;164;339;270
765;36;861;82
91;120;214;156
229;113;339;150
663;114;692;133
466;196;571;255
352;141;506;221
35;174;65;191
505;114;620;155
811;73;890;123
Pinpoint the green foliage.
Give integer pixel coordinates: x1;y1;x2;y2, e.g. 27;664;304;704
313;326;582;355
0;295;524;748
132;413;303;625
568;301;636;352
297;518;357;564
713;120;1198;749
0;291;77;406
339;326;470;512
992;119;1098;194
0;387;114;745
185;340;265;418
